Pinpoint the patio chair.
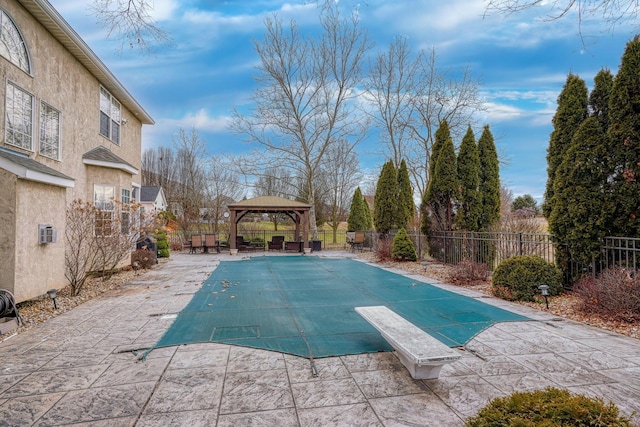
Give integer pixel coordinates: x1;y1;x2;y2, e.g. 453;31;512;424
236;235;251;251
269;236;285;251
204;234;219;253
352;231;365;252
191;234;203;253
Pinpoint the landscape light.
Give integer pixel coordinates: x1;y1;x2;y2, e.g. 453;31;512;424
47;289;58;309
538;285;549;309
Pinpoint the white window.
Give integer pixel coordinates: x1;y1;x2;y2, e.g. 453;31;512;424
5;81;33;150
99;86;121;145
121;188;131;234
94;184;115;236
0;9;31;73
39;101;60;159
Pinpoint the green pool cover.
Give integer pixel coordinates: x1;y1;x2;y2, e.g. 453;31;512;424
153;256;528;358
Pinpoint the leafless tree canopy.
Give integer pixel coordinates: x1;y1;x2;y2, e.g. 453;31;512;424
318;139;362;242
231;1;372;236
90;0;171;54
364;39;484;200
485;0;640;39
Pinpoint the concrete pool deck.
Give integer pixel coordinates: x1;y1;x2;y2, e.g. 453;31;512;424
1;251;639;426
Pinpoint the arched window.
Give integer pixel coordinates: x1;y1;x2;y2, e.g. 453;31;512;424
0;8;31;74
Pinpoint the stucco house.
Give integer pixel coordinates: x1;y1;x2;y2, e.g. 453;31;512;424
140;185;167;213
0;0;153;302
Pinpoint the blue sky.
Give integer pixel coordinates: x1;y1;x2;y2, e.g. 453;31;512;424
48;0;637;202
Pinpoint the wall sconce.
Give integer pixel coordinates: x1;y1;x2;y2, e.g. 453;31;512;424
538;285;549;309
121;118;129;125
47;289;58;309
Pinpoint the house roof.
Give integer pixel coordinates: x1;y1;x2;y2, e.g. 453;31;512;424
140;185;161;202
82;146;138;175
227;196;311;209
16;0;154;125
0;147;74;187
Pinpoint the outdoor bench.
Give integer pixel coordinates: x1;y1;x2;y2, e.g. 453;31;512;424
355;305;461;379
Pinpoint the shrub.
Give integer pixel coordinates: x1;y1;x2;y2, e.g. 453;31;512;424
447;260;490;286
573;267;640;323
154;229;170;258
391;228;417;261
131;249;157;269
492;255;562;301
467;387;632;427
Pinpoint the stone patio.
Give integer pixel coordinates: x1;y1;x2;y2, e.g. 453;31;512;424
1;251;639;426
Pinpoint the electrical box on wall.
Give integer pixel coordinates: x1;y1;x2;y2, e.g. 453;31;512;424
38;224;57;244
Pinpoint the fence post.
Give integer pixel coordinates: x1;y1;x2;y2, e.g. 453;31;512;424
518;233;523;256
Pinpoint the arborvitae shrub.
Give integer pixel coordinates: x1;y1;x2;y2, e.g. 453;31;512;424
154;229;170;258
492;255;562;301
391;228;417;261
466;387;632;427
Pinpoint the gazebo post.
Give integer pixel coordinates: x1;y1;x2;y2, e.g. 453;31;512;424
230;210;237;250
303;209;310;249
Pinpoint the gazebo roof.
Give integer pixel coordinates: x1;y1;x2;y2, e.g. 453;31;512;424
227;196;310;209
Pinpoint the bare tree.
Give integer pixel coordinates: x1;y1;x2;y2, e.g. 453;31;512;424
318;139;362;243
365;43;484;200
485;0;640;42
254;167;296;230
407;48;484;199
203;156;246;232
90;0;171;54
172;127;208;235
231;1;372;238
142;146;176;191
363;35;419;169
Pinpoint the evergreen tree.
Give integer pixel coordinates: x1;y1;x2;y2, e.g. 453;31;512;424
426;135;459;231
477;125;501;231
456;125;481;231
391;227;417;261
607;35;640;238
374;160;398;234
347;187;369;231
550;117;610;269
589;68;614;131
363;195;373;230
422;121;454;236
397;159;415;229
429;119;451;185
511;194;538;214
543;73;589;218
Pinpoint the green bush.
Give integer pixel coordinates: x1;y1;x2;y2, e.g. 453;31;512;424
391;228;417;261
154;229;170;258
492;255;562;301
467;387;632;427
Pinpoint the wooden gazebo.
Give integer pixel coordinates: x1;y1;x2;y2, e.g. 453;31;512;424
227;196;311;250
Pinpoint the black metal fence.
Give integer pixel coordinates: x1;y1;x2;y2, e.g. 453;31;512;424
169;227;639;283
429;231;639;284
429;231;555;269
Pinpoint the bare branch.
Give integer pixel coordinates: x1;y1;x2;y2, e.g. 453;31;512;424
90;0;172;54
485;0;640;44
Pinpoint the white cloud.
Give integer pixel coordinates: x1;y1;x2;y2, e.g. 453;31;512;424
142;109;231;150
148;0;179;21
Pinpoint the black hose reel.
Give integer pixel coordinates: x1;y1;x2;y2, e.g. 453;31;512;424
0;289;22;328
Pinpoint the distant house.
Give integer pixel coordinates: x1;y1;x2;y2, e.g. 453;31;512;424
140;186;167;213
0;0;153;302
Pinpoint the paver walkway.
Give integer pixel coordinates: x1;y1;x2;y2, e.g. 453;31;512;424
1;251;639;426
